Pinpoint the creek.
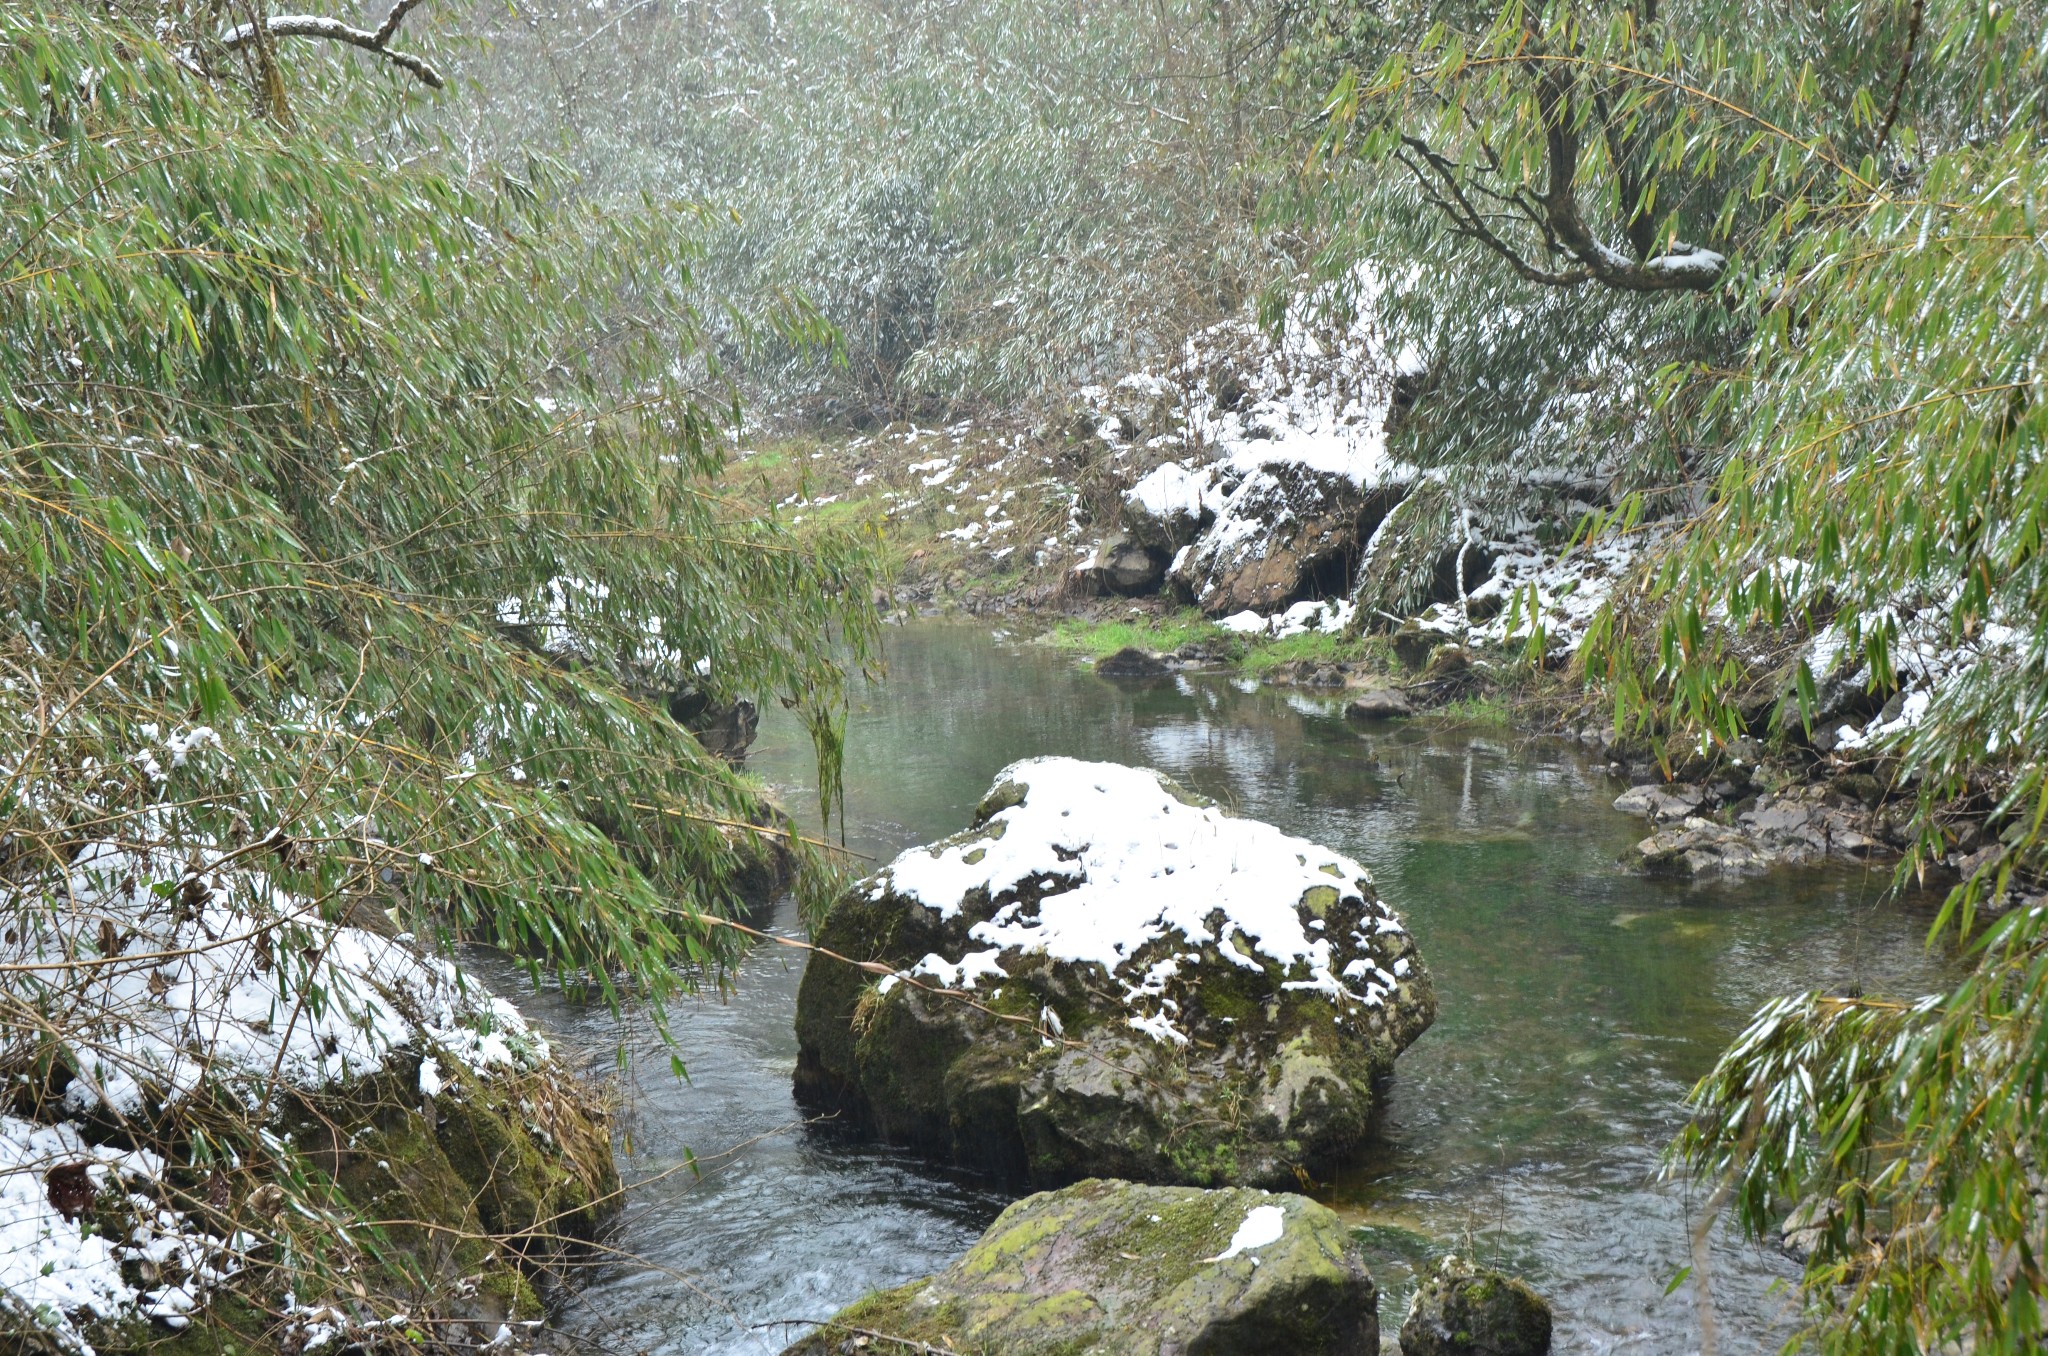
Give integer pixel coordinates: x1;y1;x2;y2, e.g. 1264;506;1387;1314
509;622;1957;1354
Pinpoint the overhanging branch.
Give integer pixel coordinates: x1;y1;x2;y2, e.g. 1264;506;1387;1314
222;0;443;88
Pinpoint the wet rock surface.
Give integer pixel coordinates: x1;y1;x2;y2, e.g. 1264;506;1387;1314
779;1177;1380;1356
793;757;1435;1188
1347;688;1416;721
1096;645;1173;678
1399;1255;1553;1356
1617;780;1907;878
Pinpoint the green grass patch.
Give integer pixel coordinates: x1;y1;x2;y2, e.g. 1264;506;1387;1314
1237;629;1384;674
1426;690;1513;728
1048;610;1229;659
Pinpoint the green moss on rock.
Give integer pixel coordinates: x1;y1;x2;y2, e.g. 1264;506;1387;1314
1398;1254;1553;1356
793;765;1436;1190
781;1178;1379;1356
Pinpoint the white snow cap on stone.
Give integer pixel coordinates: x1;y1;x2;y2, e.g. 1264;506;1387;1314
871;758;1414;1033
1203;1202;1287;1262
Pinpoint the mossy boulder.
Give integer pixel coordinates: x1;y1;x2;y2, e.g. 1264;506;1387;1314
794;757;1435;1188
65;1050;619;1356
781;1177;1379;1356
1398;1255;1553;1356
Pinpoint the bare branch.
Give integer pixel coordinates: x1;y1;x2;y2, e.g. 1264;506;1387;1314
222;0;442;88
1525;50;1725;292
1872;0;1925;157
1398;135;1592;288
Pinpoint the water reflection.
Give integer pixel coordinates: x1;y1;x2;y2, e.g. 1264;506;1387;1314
535;622;1954;1354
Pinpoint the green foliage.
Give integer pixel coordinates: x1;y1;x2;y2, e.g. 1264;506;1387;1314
0;1;881;1010
1649;123;2048;1356
1292;0;2048;1347
1237;628;1380;675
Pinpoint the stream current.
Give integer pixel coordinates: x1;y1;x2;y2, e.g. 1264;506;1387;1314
509;622;1956;1354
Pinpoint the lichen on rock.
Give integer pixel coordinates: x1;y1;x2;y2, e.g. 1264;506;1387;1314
794;757;1435;1187
779;1177;1380;1356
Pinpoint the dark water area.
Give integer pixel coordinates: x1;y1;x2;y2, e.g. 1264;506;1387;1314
514;622;1958;1354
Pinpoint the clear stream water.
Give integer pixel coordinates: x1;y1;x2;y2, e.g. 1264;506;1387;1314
509;622;1958;1355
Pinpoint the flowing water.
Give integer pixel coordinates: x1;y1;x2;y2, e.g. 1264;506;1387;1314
520;622;1958;1354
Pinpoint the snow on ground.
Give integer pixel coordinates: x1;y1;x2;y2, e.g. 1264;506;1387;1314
1805;602;2030;753
0;826;551;1349
1;835;546;1117
869;758;1417;1044
1217;599;1356;640
0;1117;244;1352
1086;272;1418;494
1464;528;1665;654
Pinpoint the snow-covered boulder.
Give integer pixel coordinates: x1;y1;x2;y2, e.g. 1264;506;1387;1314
781;1178;1380;1356
1173;461;1402;617
793;758;1435;1188
1122;461;1229;550
0;838;617;1353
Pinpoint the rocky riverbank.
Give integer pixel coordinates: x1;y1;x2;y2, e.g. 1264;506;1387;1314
727;282;2036;912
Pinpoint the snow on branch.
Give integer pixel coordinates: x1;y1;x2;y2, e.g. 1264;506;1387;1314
222;0;443;88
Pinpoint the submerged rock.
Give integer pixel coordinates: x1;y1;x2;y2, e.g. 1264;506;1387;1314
1631;783;1904;878
1399;1255;1553;1356
793;757;1435;1188
1636;817;1777;877
1347;688;1415;721
780;1177;1379;1356
1097;645;1173;678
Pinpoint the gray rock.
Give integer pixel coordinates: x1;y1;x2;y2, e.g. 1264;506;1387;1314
1067;536;1169;599
1104;542;1169;595
665;687;758;760
1122;461;1225;550
1637;819;1778;877
1399;1255;1552;1356
793;758;1435;1188
1347;689;1416;721
781;1178;1380;1356
1098;646;1171;678
1612;782;1706;823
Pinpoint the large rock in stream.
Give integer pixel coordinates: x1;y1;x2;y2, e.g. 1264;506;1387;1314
780;1177;1380;1356
793;757;1435;1188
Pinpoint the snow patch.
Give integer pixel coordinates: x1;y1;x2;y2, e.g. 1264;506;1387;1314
1202;1203;1287;1262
